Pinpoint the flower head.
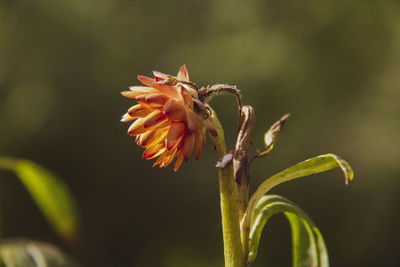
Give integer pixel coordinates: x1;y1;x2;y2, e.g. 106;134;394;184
121;65;217;171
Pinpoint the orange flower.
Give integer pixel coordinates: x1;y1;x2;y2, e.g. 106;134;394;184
121;65;217;171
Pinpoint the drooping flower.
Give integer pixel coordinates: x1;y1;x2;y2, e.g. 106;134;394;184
121;65;217;171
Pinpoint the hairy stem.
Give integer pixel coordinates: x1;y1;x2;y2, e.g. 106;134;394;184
199;84;242;128
209;108;244;267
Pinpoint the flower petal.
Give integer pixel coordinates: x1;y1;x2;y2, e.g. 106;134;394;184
127;104;151;118
121;91;141;99
129;86;156;93
181;87;194;108
153;71;169;81
121;86;156;99
121;113;135;122
137;75;180;97
166;122;185;150
153;148;176;167
142;110;167;128
128;118;146;135
149;119;170;131
137;75;157;87
185;110;199;133
194;128;206;160
136;93;170;108
144;145;166;159
139;128;168;147
177;64;189;82
163;99;186;121
174;153;184;171
161;147;178;167
182;133;195;161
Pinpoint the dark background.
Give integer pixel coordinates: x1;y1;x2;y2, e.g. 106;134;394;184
1;0;399;266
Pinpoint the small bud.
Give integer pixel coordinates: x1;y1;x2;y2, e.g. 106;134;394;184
257;113;290;157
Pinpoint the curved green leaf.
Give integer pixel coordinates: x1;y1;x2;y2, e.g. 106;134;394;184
248;195;328;267
242;154;353;233
0;239;82;267
0;157;79;241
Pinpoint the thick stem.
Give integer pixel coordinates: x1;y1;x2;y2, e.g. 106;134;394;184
209;109;244;267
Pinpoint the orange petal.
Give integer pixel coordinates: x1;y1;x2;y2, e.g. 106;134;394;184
177;64;189;82
121;113;135;122
127;104;151;118
138;75;179;97
137;130;156;147
128;118;146;135
194;128;206;160
181;87;194;108
142;110;167;128
163;99;186;121
153;71;169;81
129;85;156;93
153;148;174;167
147;148;166;160
166;122;185;150
152;154;165;167
139;128;168;147
182;133;195;161
185;110;199;133
121;91;142;99
121;86;156;99
174;153;184;171
136;93;170;108
143;144;165;159
137;75;157;87
135;134;142;144
163;147;178;167
163;155;176;167
156;84;181;99
149;119;170;132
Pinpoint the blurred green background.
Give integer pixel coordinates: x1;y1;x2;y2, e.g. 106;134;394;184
1;0;399;266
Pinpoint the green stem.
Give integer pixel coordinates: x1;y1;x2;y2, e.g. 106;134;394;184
209;109;244;267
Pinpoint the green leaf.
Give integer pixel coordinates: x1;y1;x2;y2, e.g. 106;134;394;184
242;154;353;235
248;195;328;267
0;157;79;241
0;239;82;267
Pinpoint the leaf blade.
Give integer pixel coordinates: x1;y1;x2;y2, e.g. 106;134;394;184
248;195;328;267
242;154;353;234
0;157;79;241
15;160;79;241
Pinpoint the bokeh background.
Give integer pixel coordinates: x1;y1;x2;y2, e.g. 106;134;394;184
1;0;400;266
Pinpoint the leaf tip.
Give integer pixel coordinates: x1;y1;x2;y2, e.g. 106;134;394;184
329;153;354;185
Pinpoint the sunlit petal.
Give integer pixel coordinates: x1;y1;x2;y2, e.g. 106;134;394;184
174;154;184;171
166;122;185;150
163;99;186;121
127;104;151;118
177;64;189;82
